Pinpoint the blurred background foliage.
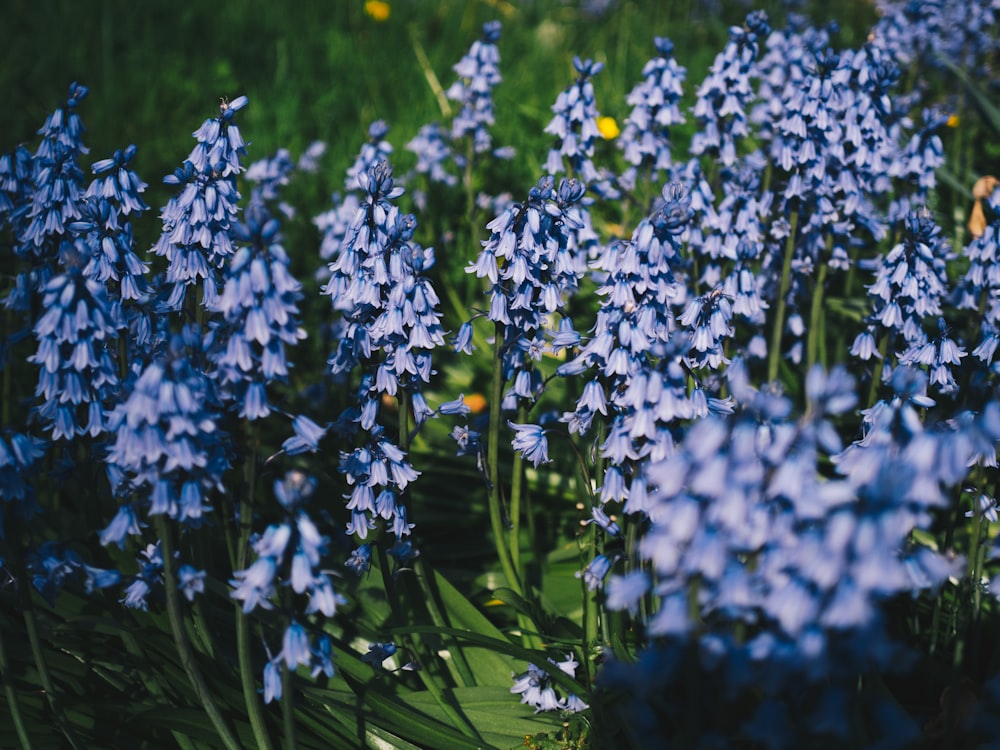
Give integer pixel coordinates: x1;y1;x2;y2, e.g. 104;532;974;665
0;0;877;224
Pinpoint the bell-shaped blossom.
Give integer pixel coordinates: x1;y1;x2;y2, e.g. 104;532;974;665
206;201;306;419
151;96;247;311
446;21;503;155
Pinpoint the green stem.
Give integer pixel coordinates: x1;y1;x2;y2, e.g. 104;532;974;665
376;548;480;741
235;423;275;750
119;627;196;750
768;210;799;383
487;323;523;597
807;261;828;372
509;404;528;573
396;389;476;687
281;650;297;750
0;618;33;750
154;516;241;750
868;333;890;407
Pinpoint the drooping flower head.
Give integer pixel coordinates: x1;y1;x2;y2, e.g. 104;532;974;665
446;21;503;155
690;12;770;168
618;37;687;190
103;329;230;528
151;96;248;312
206;200;306;419
28;242;121;440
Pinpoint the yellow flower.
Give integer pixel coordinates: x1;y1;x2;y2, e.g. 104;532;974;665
364;0;390;22
597;116;620;140
464;393;488;414
947;114;960;128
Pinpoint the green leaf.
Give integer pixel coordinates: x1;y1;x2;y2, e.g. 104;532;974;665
386;626;587;697
407;686;565;749
305;684;491;750
426;569;516;687
131;706;227;744
938;56;1000;134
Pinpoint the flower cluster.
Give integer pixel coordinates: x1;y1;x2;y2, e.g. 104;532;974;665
206;200;306;419
618;37;687;191
230;472;340;702
151;96;247;311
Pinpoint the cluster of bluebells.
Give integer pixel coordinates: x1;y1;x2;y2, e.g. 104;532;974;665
206;199;306;419
322;160;449;568
617;37;687;191
689;12;770;168
29;245;121;440
9;3;1000;745
598;363;988;745
151;96;247;311
102;330;230;530
960;183;1000;367
446;20;503;155
852;209;956;390
315;121;393;291
510;654;588;714
406;20;513;207
465;175;586;410
230;472;340;703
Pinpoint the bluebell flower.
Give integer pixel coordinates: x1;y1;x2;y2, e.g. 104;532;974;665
231;470;346;645
98;503;144;549
310;634;336;679
177;564;206;601
29;244;121;440
690;12;770;168
345;543;372;576
576;553;612;591
679;287;734;369
0;145;34;236
887;108;948;221
446;21;504;156
544;56;607;188
0;431;45;539
28;541;120;604
104;331;229;524
281;414;329;456
618;37;686;191
362;641;398;668
468;175;586;408
282;620;312;668
72;144;153;320
13;84;91;313
508;422;550;467
510;656;587;713
151;97;247;311
345;120;394;193
405;122;457;189
263;657;282;704
325;161;445;407
206;200;306;419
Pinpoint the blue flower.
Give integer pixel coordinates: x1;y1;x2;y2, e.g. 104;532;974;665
28;247;121;440
405;123;457;188
618;37;687;190
345;120;394;193
206;200;306;419
362;641;398;668
508;422;550;467
151;97;248;311
690;12;770;167
544;56;607;188
177;565;205;601
446;21;504;155
104;331;229;524
262;658;282;704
